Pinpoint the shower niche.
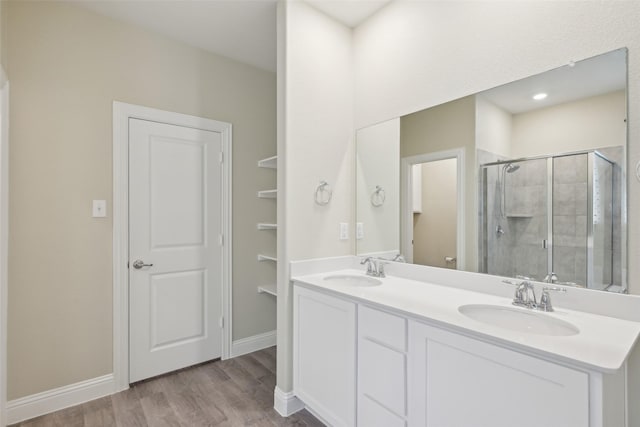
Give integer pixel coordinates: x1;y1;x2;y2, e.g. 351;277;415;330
479;147;623;291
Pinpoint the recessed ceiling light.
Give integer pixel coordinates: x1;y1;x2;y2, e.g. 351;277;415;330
533;93;548;101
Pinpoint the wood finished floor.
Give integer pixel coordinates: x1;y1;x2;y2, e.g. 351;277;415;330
11;347;324;427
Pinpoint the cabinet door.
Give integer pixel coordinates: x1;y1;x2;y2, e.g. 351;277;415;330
293;285;356;427
408;321;589;427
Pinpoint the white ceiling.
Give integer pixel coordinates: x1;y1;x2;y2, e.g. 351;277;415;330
306;0;392;27
72;0;391;73
479;48;627;114
73;0;278;72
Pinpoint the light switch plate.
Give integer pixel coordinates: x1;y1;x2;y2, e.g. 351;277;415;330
92;200;107;218
339;222;349;240
356;222;364;240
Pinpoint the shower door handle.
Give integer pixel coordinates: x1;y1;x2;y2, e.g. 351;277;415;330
542;239;548;249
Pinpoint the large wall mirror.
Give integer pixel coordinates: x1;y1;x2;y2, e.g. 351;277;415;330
355;48;628;293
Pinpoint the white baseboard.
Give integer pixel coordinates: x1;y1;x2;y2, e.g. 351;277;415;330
6;374;116;425
274;386;305;417
230;330;276;358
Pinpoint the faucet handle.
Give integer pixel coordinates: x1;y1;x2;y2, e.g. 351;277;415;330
538;286;566;312
361;257;379;276
502;279;525;304
376;260;387;278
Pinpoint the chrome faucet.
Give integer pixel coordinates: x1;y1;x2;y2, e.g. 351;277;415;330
503;278;567;312
544;272;559;283
360;257;386;278
515;281;537;309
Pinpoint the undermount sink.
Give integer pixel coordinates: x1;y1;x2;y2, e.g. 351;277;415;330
458;304;579;337
323;274;382;287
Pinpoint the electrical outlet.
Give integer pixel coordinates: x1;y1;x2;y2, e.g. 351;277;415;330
356;222;364;240
339;222;349;240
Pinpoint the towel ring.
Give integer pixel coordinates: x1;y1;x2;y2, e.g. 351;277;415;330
371;185;385;207
315;181;332;205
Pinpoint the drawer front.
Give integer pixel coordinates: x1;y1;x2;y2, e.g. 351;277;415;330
358;394;406;427
359;338;406;417
359;305;406;351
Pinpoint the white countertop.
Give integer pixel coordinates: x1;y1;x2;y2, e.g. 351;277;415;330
292;269;640;373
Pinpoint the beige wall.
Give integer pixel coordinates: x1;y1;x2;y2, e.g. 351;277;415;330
413;159;457;268
401;96;476;271
0;2;7;423
6;1;275;399
511;90;626;158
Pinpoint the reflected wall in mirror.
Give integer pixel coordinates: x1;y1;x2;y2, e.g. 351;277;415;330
355;118;400;257
355;48;628;293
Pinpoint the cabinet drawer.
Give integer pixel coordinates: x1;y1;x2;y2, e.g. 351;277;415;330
359;305;406;351
358;395;406;427
359;338;406;417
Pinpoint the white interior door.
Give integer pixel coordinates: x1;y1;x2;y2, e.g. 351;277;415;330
129;118;223;383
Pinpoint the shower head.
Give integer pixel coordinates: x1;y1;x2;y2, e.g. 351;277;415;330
504;163;520;173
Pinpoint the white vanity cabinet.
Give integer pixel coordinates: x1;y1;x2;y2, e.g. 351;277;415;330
293;283;627;427
408;320;590;427
293;285;357;427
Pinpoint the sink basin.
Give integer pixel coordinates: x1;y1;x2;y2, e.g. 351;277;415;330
458;304;579;336
323;274;382;287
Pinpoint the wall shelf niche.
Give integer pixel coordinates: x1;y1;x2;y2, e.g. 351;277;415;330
257;189;277;199
257;254;277;262
257;154;277;299
258;155;278;169
257;284;277;296
257;223;278;230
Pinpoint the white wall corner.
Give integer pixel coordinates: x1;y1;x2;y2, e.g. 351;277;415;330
273;386;305;417
6;374;116;425
231;330;277;358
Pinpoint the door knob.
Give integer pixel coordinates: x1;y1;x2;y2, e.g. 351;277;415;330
132;259;154;269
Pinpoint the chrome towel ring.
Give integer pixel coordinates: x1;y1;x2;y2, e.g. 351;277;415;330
371;185;385;207
315;180;332;205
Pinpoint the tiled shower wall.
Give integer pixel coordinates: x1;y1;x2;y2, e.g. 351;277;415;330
552;154;589;286
504;158;548;281
480;146;623;288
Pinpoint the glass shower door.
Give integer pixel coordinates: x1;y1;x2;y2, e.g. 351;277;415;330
589;152;614;290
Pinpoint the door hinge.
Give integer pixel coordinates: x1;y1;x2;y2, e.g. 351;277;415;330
219;234;224;246
219;316;224;328
219;152;224;163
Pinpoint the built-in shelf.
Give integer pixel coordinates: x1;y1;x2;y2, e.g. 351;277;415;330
257;254;277;262
506;214;533;218
258;155;278;169
257;223;277;230
257;284;277;296
257;189;277;199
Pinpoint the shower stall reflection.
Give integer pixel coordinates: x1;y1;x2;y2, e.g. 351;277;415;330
480;148;623;291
